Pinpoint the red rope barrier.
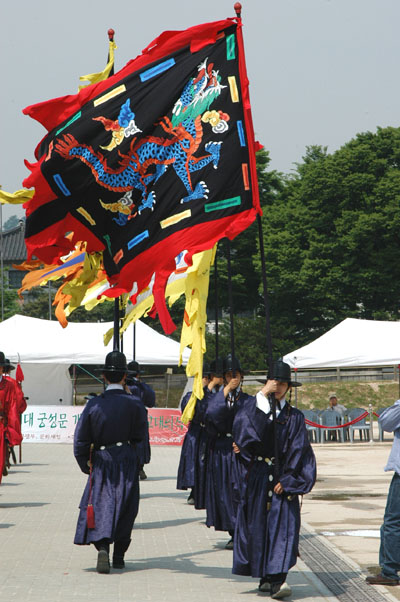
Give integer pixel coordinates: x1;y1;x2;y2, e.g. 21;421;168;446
305;411;369;429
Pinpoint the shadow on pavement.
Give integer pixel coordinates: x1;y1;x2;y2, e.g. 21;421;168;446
82;547;234;579
140;492;188;500
0;502;49;508
136;517;202;530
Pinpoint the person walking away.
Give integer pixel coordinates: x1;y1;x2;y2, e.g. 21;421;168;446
73;351;147;574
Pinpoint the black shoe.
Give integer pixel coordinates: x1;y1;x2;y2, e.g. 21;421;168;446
270;582;292;599
258;577;270;592
187;495;195;505
96;549;110;574
225;537;234;550
112;556;125;569
139;468;147;480
366;573;399;586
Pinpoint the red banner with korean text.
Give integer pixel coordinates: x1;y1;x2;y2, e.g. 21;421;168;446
21;405;187;445
148;408;187;446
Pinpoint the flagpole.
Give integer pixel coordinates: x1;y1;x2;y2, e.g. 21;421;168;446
106;27;121;353
234;1;280;476
257;213;280;475
113;297;120;351
108;29;115;70
226;238;236;369
214;247;219;362
133;321;136;361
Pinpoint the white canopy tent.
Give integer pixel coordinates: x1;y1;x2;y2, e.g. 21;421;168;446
1;315;190;405
284;318;400;369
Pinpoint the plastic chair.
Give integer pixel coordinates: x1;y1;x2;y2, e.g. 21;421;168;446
347;408;371;442
301;410;320;443
319;409;344;443
376;407;391;442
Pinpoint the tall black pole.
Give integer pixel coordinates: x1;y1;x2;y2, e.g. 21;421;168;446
214;247;219;362
107;28;121;353
257;214;280;475
113;297;120;351
108;28;115;76
226;239;236;368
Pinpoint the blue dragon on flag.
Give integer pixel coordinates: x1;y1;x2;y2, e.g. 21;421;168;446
55;59;230;225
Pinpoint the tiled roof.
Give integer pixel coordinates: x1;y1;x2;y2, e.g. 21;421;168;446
1;224;27;262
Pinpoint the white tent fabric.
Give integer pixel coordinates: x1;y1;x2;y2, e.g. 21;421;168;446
1;315;190;405
21;364;73;406
284;318;400;369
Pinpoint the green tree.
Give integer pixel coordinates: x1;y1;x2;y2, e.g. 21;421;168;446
0;268;20;320
19;288;56;320
207;149;283;316
257;127;400;353
3;215;20;231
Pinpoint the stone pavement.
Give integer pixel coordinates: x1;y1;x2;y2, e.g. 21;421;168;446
0;442;399;602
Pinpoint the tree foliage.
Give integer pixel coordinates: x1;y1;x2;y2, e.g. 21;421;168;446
3;215;19;231
256;126;400;355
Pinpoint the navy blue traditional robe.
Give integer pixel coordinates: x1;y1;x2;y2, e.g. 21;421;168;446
232;398;316;577
193;393;210;509
177;392;196;491
74;387;147;546
128;380;156;466
176;390;210;509
204;388;251;533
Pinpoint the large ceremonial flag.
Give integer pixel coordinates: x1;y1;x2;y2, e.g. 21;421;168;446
22;16;261;333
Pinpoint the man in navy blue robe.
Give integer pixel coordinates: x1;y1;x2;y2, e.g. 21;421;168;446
177;364;212;505
232;360;316;599
74;351;147;574
204;355;251;550
126;360;156;480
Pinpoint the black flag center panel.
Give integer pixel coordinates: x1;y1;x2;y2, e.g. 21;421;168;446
23;19;260;329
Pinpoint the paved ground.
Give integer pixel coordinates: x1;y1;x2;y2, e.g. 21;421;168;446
1;441;399;601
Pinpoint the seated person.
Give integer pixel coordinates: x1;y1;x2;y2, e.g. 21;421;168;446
327;393;347;417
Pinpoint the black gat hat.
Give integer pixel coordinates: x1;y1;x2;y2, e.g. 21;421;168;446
258;359;301;387
223;354;243;375
100;351;128;373
0;352;9;367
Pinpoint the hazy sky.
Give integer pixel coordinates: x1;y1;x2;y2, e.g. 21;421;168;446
1;0;399;221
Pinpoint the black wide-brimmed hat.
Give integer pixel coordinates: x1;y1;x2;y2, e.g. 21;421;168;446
0;352;8;367
209;357;224;377
223;354;243;375
100;351;128;373
127;360;141;377
5;358;15;371
257;360;301;387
